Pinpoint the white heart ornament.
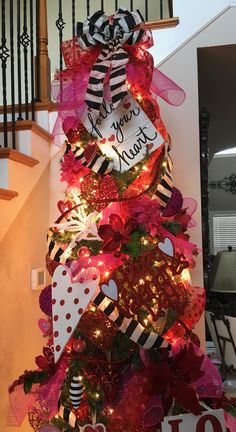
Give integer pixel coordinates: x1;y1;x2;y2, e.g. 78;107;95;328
52;265;100;362
158;237;174;257
101;279;118;301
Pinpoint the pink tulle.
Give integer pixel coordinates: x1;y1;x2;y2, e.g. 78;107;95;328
7;384;40;426
182;197;198;228
225;411;236;432
172;342;223;399
37;357;68;417
151;68;185;107
69;252;127;281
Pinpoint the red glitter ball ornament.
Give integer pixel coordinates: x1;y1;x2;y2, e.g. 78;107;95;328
39;285;52;316
77;246;91;258
79;310;117;350
72;338;86;353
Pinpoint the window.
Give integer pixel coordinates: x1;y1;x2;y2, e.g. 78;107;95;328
213;215;236;255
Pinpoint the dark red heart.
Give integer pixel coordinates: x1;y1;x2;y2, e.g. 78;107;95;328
108;134;115;142
99;138;106;144
57;200;73;214
123;102;131;109
146;143;154;151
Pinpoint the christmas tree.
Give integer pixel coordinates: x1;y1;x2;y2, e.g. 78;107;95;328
8;7;236;432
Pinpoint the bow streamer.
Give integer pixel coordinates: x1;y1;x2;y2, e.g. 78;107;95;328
77;7;145;115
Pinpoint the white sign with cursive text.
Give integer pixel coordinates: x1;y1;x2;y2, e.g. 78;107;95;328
81;95;165;172
161;409;226;432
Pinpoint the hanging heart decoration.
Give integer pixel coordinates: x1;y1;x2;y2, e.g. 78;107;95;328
158;237;174;257
101;279;118;301
52;265;100;362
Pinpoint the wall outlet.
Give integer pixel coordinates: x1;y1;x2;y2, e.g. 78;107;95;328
31;268;45;291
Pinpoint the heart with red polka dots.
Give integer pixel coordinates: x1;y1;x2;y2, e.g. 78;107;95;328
52;264;100;362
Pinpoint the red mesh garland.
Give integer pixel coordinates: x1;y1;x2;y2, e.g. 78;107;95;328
111;246;190;321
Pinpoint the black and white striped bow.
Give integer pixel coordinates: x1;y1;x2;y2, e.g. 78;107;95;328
77;7;145;115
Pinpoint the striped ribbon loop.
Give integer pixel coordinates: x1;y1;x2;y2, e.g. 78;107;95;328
77;7;145;115
155;153;173;209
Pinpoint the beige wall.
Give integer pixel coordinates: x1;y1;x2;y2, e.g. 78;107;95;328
0;167;50;432
157;6;236;345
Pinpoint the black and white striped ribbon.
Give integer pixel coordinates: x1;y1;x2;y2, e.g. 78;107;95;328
58;404;79;428
77;7;145;115
155;153;173;209
66;142;113;175
69;375;84;409
93;291;171;352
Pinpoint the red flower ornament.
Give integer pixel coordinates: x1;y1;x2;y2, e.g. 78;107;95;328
98;214;136;253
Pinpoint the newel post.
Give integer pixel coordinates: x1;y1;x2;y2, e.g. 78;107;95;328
35;0;51;103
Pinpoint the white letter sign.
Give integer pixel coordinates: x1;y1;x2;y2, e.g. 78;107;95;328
81;95;165;172
161;409;226;432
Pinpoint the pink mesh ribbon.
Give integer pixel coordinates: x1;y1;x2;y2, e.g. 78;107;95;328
225;411;236;432
172;342;223;399
37;356;68;417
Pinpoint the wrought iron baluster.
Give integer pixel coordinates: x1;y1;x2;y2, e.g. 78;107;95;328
101;0;104;11
10;0;16;148
168;0;173;18
130;0;133;11
86;0;90;16
20;0;30;119
115;0;118;11
56;0;65;74
30;0;35;121
72;0;76;37
0;0;10;147
145;0;148;21
160;0;164;19
17;0;23;120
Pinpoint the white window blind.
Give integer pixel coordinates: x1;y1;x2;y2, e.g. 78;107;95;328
213;215;236;255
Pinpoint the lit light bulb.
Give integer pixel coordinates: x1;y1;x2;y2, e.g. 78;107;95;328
78;375;83;382
94;329;101;337
181;268;191;283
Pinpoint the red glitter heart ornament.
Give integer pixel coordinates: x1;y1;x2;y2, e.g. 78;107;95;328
81;175;119;211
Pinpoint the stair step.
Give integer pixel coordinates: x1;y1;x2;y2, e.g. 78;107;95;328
0;148;39;167
0;120;53;141
0;188;18;200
